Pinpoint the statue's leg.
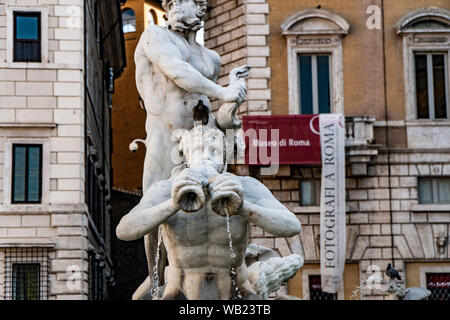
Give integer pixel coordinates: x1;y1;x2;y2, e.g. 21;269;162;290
158;240;167;286
140;120;176;297
144;229;159;277
132;276;150;300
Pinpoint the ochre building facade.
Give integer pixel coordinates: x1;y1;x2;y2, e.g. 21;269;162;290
204;0;450;300
110;0;450;300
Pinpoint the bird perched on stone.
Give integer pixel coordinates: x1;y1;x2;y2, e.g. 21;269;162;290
192;100;209;125
386;263;402;280
316;5;322;9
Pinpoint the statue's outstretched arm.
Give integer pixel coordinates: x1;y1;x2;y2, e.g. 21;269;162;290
239;177;301;237
116;172;205;241
116;199;177;241
116;180;177;241
140;26;246;103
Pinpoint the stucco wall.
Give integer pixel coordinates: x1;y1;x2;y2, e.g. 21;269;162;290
267;0;449;121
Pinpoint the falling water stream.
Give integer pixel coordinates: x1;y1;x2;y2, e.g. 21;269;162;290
225;207;242;300
150;227;163;299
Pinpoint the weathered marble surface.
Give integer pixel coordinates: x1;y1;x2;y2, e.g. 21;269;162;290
117;126;301;300
122;0;302;300
245;244;304;299
133;0;250;293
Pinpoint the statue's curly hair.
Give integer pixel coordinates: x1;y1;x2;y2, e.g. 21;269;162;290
178;125;228;165
162;0;208;19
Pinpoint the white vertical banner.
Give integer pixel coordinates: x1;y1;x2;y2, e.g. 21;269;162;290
319;114;346;294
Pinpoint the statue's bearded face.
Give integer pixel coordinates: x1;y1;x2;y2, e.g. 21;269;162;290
179;126;227;173
165;0;205;32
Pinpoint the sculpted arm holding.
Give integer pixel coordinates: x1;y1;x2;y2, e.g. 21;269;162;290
116;173;203;241
210;175;301;237
141;26;246;103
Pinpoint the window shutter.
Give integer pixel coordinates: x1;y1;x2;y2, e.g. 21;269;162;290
317;55;331;114
27;146;41;202
432;54;447;119
13;146;26;202
299;55;313;114
415;54;430;119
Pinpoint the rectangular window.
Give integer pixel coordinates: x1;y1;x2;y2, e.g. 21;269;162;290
13;12;41;62
12;263;40;300
415;53;449;119
427;273;450;300
309;275;337;300
298;54;331;114
418;177;450;204
4;247;49;300
12;144;42;203
300;179;321;206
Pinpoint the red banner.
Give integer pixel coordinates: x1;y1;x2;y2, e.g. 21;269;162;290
242;115;321;165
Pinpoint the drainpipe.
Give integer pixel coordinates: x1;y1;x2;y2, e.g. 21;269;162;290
381;0;395;267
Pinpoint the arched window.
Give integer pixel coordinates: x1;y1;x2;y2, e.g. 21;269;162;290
122;8;136;33
409;19;449;29
396;8;450;121
396;8;450;34
281;9;349;115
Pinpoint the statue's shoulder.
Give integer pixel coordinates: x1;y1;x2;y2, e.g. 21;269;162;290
235;174;261;184
142;24;174;43
222;173;264;190
236;175;271;195
133;178;172;211
142;178;172;200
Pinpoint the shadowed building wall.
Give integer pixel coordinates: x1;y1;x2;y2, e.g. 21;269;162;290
110;0;164;300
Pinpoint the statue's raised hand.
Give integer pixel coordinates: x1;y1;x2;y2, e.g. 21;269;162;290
220;65;251;105
221;81;247;105
172;171;205;213
216;65;251;130
209;174;244;217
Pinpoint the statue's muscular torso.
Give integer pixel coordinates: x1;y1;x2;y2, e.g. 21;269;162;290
149;176;257;300
135;25;222;191
135;25;221;131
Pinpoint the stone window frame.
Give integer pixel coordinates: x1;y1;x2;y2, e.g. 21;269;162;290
5;5;49;66
2;135;51;207
396;7;450;121
419;266;450;289
301;267;345;300
281;9;349;116
417;176;450;205
411;164;450;212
